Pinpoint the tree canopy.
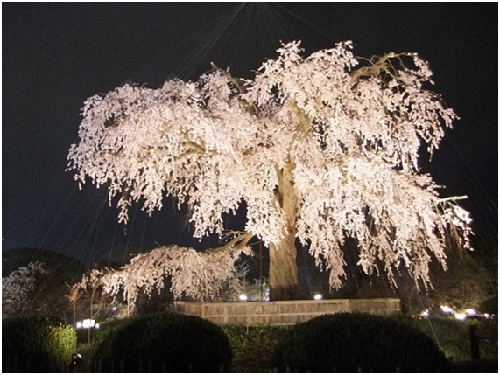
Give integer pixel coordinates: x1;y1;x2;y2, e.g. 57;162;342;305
68;41;472;302
2;248;84;318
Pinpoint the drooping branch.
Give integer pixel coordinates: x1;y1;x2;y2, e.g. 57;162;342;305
207;232;254;254
350;52;404;83
97;243;254;309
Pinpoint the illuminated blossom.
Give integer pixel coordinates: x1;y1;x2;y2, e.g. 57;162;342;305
2;262;50;314
68;41;472;301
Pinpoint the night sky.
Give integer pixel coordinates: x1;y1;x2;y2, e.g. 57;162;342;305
3;3;498;266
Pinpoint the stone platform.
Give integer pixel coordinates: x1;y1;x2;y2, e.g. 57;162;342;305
173;298;401;325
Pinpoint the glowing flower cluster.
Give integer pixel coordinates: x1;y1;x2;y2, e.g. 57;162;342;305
2;262;50;308
68;41;472;295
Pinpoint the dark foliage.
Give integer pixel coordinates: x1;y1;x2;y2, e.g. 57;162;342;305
93;311;232;372
393;315;498;360
480;295;498;315
222;325;289;372
2;247;84;276
2;315;77;373
2;247;84;320
270;313;450;372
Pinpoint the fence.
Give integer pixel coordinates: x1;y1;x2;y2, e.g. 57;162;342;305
174;298;401;325
90;359;453;373
5;355;496;373
2;355;68;373
91;358;227;373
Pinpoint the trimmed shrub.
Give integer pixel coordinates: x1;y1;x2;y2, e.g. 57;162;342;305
393;315;498;360
222;325;289;372
392;316;470;360
271;313;450;372
2;315;77;372
93;311;232;372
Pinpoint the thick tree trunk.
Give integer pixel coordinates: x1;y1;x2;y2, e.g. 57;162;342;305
269;238;299;301
269;159;300;301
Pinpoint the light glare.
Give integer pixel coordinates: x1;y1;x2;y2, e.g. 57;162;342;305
440;305;454;314
454;313;467;321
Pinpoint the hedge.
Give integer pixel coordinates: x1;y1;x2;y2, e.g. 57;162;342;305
222;325;288;372
93;311;232;372
270;312;450;372
2;315;77;372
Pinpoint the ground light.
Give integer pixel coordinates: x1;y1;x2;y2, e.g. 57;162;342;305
239;294;248;302
313;294;323;300
420;305;491;321
454;313;467;321
75;319;99;329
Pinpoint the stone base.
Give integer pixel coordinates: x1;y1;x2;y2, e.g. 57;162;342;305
173;298;401;325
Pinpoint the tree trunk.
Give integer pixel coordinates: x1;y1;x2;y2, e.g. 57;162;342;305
269;159;300;301
269;239;299;301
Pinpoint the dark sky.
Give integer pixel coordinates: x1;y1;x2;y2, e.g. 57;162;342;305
3;3;498;265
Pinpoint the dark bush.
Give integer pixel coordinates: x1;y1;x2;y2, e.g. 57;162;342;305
480;295;498;315
93;311;232;372
393;315;498;360
2;315;77;372
392;316;470;360
271;313;450;372
222;325;289;372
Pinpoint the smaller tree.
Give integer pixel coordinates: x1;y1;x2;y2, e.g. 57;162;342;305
427;248;492;311
65;282;82;326
72;268;118;345
2;248;85;320
2;261;50;317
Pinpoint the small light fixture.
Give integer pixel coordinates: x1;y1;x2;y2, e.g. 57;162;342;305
82;319;95;329
313;294;322;300
465;309;476;316
454;313;467;321
239;294;248;302
440;305;454;314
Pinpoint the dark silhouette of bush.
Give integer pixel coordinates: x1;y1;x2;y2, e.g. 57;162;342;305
93;311;232;372
271;312;450;372
480;295;498;315
222;324;289;372
2;315;77;372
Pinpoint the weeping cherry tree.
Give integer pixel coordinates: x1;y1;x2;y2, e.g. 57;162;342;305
68;41;473;302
